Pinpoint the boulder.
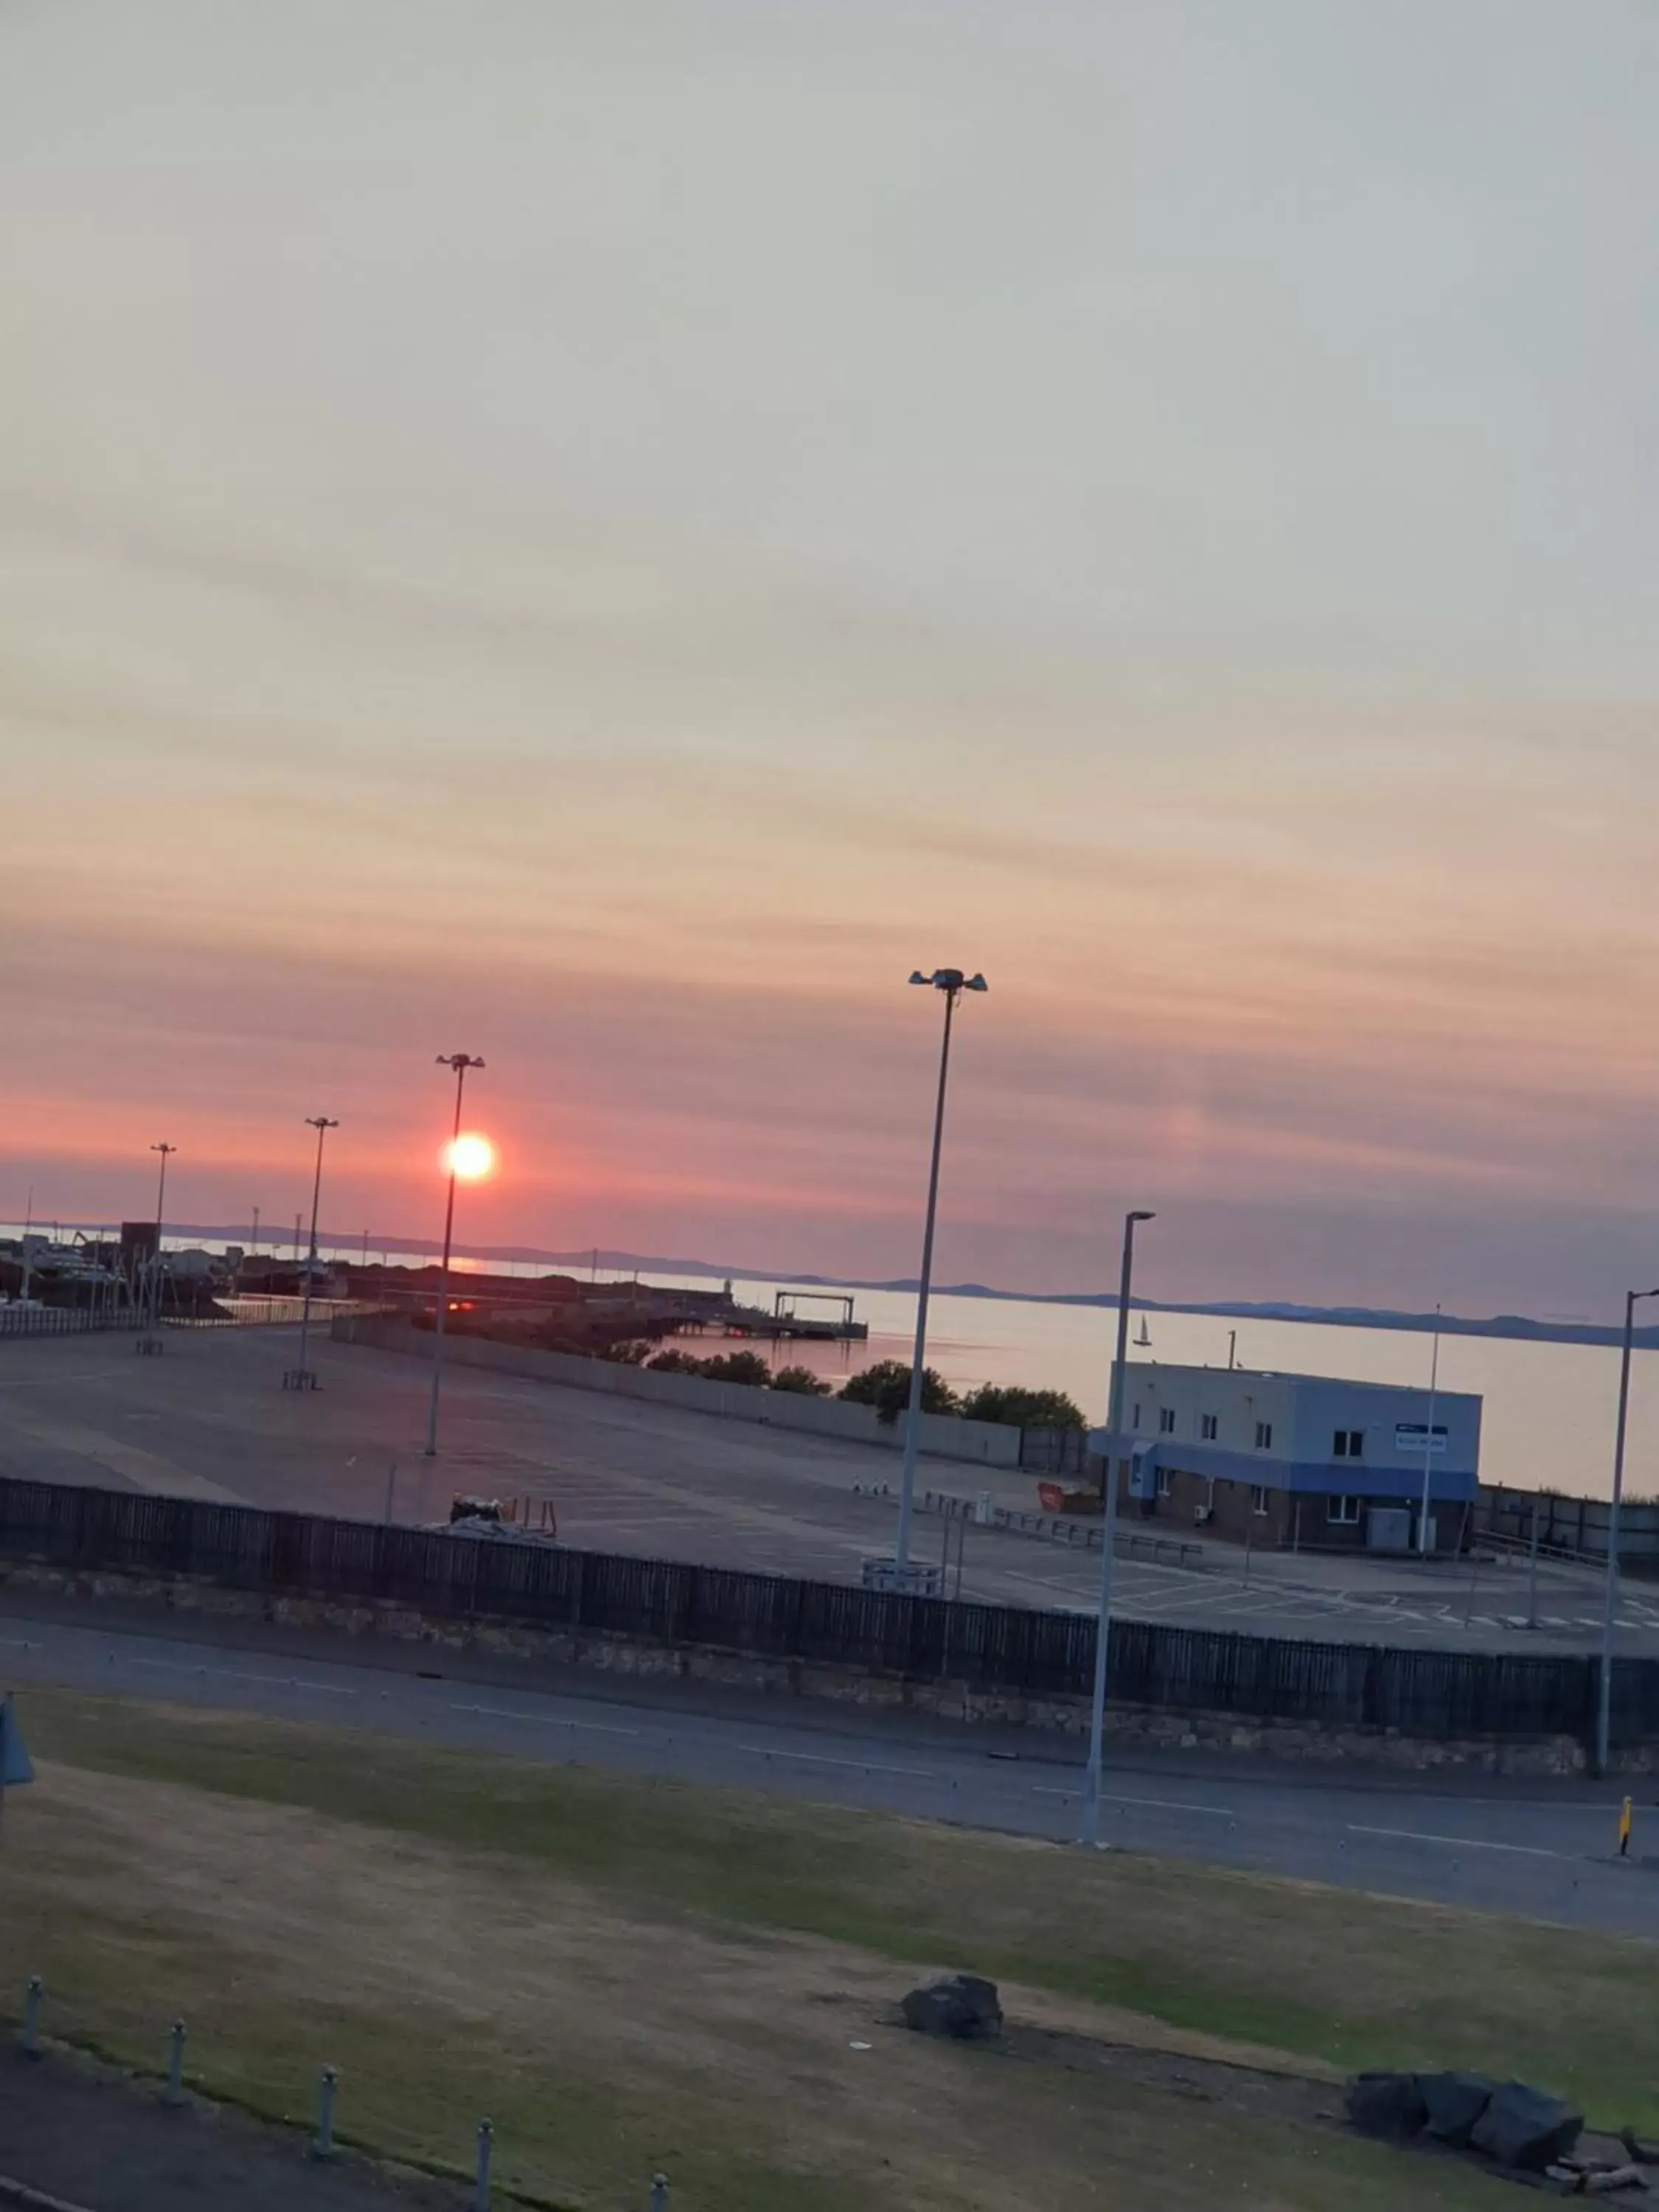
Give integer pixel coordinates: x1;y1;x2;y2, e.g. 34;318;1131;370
1417;2070;1498;2149
900;1974;1003;2041
1345;2072;1427;2141
1470;2081;1585;2171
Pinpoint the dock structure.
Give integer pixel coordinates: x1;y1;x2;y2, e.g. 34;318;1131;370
673;1288;868;1343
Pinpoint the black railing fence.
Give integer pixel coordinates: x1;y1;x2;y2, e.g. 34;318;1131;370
0;1475;1649;1745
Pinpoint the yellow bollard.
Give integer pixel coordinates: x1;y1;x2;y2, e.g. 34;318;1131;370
1618;1796;1632;1859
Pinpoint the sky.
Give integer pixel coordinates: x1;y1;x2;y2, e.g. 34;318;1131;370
2;1;1657;1315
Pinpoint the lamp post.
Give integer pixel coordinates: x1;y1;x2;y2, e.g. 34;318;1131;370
1416;1301;1442;1556
894;970;987;1581
284;1116;338;1391
423;1054;485;1458
139;1144;176;1353
1597;1285;1659;1774
1081;1208;1155;1846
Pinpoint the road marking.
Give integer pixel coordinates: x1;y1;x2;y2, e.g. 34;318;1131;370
448;1703;639;1736
123;1657;357;1695
735;1744;939;1779
1034;1788;1235;1818
1346;1824;1564;1860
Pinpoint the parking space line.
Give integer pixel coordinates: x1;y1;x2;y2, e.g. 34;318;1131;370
125;1657;357;1695
1034;1787;1236;1817
1346;1824;1564;1860
448;1703;640;1736
734;1744;939;1779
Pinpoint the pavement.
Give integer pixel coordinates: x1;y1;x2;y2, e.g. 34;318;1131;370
2;1593;1656;1938
0;1326;1653;1652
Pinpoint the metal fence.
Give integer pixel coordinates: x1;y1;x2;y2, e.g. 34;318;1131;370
0;1297;380;1339
0;1304;134;1340
1017;1425;1089;1475
0;1475;1649;1745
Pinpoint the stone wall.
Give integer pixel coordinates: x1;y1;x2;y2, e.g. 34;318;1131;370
330;1312;1027;1467
7;1553;1633;1777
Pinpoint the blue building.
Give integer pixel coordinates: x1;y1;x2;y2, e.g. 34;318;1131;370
1088;1361;1482;1552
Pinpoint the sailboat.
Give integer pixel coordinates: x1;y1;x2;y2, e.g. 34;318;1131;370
1134;1315;1152;1348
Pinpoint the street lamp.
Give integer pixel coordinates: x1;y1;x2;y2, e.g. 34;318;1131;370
137;1143;176;1355
1081;1207;1155;1846
283;1116;338;1393
1597;1284;1659;1774
894;969;987;1582
423;1054;486;1458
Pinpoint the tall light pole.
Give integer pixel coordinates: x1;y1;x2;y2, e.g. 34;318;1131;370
894;969;987;1581
424;1053;485;1458
1597;1285;1659;1774
137;1143;177;1354
284;1116;338;1392
1081;1207;1155;1846
1416;1301;1443;1556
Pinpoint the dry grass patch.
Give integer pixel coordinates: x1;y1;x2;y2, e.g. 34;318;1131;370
1;1689;1647;2208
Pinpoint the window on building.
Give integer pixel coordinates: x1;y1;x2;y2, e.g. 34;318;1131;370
1327;1495;1362;1526
1251;1484;1270;1516
1132;1402;1141;1427
1332;1429;1364;1460
1157;1464;1172;1498
1200;1413;1218;1441
1158;1407;1176;1435
1253;1421;1273;1450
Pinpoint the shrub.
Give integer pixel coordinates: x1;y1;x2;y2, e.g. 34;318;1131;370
840;1359;959;1425
959;1384;1088;1430
646;1349;706;1375
771;1364;832;1397
698;1350;773;1388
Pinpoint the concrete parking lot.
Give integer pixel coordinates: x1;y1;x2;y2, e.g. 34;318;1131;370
0;1324;1651;1652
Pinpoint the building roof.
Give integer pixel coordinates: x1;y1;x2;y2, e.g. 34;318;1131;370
1122;1360;1479;1400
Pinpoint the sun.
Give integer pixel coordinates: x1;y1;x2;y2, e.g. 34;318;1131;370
445;1132;497;1182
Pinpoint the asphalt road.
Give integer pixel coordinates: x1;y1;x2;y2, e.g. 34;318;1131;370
2;1593;1655;1937
1;1326;1653;1650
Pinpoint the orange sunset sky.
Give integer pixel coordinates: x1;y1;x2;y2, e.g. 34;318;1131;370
3;2;1657;1313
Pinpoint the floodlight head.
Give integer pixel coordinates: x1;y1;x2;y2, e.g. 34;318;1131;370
1130;1209;1155;1224
908;971;929;986
964;973;989;993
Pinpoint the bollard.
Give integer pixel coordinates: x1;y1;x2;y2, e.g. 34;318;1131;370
21;1976;42;2056
1619;1796;1633;1859
312;2065;338;2160
166;2019;187;2105
474;2118;493;2211
650;2175;669;2212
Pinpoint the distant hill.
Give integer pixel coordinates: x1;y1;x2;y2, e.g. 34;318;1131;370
114;1223;1659;1354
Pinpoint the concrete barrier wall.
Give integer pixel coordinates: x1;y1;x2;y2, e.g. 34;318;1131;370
330;1314;1025;1468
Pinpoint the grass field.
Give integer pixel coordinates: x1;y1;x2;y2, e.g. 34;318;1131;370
1;1689;1652;2210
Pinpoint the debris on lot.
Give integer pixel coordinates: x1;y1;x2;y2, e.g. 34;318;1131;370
1471;2081;1587;2173
1420;2069;1500;2148
1346;2070;1613;2185
900;1975;1004;2041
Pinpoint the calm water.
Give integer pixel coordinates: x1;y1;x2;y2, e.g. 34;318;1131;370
650;1271;1659;1506
9;1224;1655;1501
